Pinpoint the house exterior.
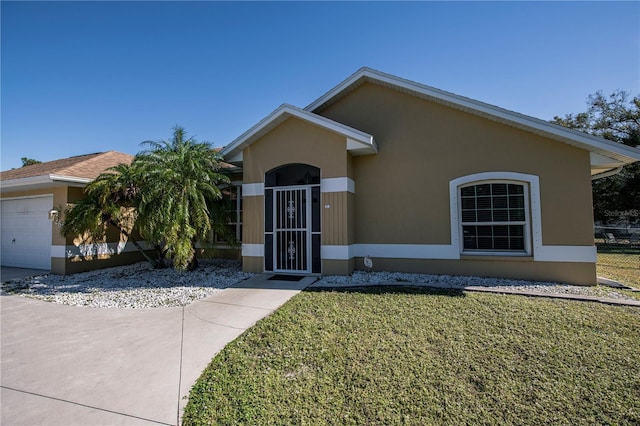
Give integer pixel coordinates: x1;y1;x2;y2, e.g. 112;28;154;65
221;68;640;285
0;151;137;274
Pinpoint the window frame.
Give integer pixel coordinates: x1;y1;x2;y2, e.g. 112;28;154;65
458;180;532;256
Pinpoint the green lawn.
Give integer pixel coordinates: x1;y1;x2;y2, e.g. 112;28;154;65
183;288;640;425
597;251;640;289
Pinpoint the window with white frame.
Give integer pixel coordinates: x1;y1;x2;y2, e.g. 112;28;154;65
459;181;529;254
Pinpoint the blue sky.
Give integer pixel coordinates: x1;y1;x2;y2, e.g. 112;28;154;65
2;1;639;171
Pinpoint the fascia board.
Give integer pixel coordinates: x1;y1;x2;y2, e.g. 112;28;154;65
0;174;91;190
221;104;376;159
0;175;53;189
49;174;93;184
306;67;640;164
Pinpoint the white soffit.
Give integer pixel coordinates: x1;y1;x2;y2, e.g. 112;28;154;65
220;104;377;161
305;67;640;166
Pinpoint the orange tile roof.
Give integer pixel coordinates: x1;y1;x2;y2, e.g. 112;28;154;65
0;151;134;181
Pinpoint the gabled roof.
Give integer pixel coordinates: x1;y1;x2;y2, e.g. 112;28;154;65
220;104;377;163
1;151;134;191
305;67;640;173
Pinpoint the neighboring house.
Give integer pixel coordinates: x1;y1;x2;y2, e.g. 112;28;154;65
221;67;640;285
0;151;135;274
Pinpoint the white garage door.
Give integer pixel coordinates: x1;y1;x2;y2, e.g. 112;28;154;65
1;196;53;270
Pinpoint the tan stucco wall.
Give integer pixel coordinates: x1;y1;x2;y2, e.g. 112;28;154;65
319;83;594;248
321;191;352;246
322;258;355;276
233;82;597;283
242;196;264;244
353;257;596;286
243;256;264;273
56;250;155;275
241;117;355;272
243;117;352;183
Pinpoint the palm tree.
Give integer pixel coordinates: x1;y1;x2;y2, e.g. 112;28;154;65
135;126;230;270
62;163;163;268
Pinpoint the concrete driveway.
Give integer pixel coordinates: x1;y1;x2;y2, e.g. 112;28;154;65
1;267;49;282
1;275;314;425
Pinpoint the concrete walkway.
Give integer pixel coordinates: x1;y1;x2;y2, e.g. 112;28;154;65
1;274;315;426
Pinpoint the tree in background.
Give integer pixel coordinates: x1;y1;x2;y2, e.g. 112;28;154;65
552;90;640;225
63;126;231;271
21;157;41;167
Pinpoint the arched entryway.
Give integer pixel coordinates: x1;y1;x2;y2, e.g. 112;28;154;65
264;164;321;273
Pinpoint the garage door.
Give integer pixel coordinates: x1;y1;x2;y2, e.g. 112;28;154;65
1;196;53;270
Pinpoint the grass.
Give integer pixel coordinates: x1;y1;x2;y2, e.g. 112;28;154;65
183;287;640;425
597;251;640;289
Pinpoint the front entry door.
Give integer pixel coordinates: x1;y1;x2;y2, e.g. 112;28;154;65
273;187;310;273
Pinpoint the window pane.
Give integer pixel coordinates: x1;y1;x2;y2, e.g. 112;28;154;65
510;210;525;221
509;196;524;209
477;197;492;209
493;196;507;208
463;236;478;249
509;225;524;237
510;237;525;250
461;186;475;197
492;183;507;195
508;184;524;195
461;198;476;210
477;210;492;222
493;209;509;221
462;210;476;222
476;184;491;196
494;237;510;250
493;225;509;237
463;226;477;250
459;183;527;253
477;226;493;237
478;237;493;250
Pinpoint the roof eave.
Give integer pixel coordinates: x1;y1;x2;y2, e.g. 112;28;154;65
0;174;92;192
221;104;377;161
305;67;640;165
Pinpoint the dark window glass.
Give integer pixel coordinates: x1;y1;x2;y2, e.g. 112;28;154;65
493;196;507;208
264;234;273;271
312;187;320;233
461;197;476;210
462;210;476;222
312;234;321;273
461;186;475;197
265;164;320;187
265;189;273;233
460;182;527;253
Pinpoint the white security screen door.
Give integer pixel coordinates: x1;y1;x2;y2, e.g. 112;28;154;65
273;187;311;273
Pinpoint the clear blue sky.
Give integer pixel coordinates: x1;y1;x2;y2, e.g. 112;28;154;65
2;1;639;171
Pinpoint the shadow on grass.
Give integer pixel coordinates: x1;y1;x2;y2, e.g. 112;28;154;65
304;284;466;298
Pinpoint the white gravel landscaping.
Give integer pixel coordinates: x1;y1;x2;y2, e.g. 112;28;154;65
3;263;636;309
1;260;252;309
313;271;638;301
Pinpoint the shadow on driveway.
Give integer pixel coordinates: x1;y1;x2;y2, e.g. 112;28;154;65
1;267;49;282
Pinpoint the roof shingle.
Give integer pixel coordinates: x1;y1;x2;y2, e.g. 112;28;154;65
0;151;134;181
